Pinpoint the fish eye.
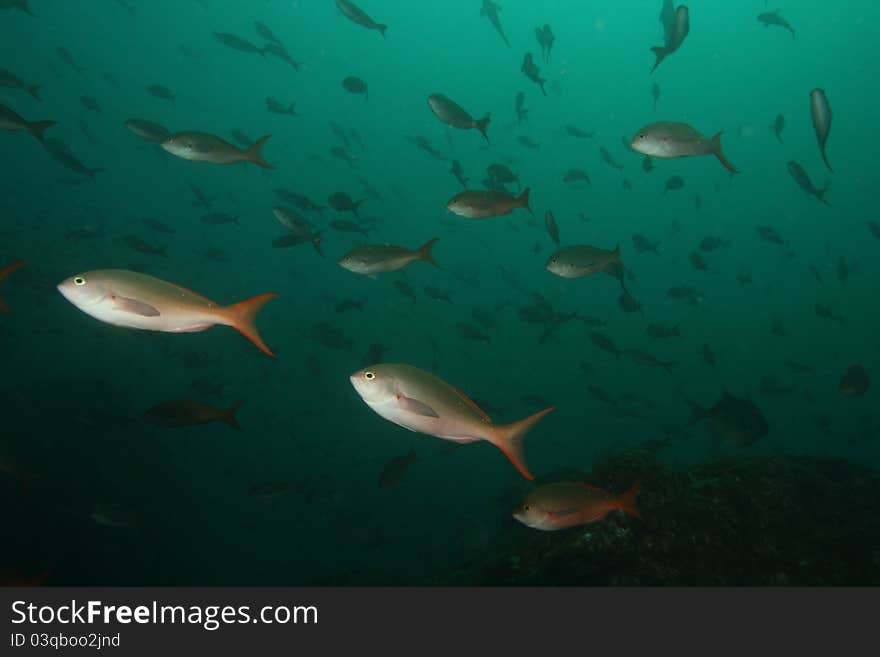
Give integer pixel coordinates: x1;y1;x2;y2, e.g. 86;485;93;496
524;505;530;511
364;371;376;381
638;134;646;140
74;276;86;286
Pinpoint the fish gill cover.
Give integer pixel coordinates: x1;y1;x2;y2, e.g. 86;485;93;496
0;0;878;586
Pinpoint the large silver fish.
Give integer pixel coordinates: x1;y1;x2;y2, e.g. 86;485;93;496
810;88;832;172
630;121;737;173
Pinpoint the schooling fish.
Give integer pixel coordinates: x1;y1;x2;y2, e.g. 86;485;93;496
162;132;272;168
213;32;265;56
144;399;243;430
335;0;387;38
124;119;171;143
446;188;531;219
771;113;785;143
57;269;277;357
480;0;509;47
521;53;547;96
338;238;439;276
787;161;829;205
810;88;833;172
544;210;560;245
342;76;369;99
0;104;55;142
650;5;689;73
513;480;640;530
757;10;795;38
350;363;555;479
378;447;417;488
839;365;869;398
0;67;41;101
0;261;25;314
630;121;738;173
427;94;490;143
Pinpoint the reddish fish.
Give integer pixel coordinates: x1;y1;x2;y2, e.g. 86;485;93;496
350;363;554;479
57;269;277;356
0;261;25;313
144;399;244;430
513;480;640;530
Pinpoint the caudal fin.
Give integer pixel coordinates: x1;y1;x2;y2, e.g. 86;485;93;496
475;115;491;144
245;135;273;169
27;84;41;101
222;293;278;357
615;480;641;519
710;132;738;174
650;46;666;74
416;237;441;268
489;406;556;480
816;187;831;207
221;401;244;430
0;261;26;314
820;147;833;174
27;120;55;142
517;187;532;214
377;24;388;39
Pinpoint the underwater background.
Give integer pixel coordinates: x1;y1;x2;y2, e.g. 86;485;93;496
1;0;878;586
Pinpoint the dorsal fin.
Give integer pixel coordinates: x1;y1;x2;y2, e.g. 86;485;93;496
450;384;492;423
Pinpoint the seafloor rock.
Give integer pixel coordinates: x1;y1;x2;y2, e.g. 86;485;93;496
470;450;880;585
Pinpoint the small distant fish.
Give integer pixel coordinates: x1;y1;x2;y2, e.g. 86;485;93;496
43;137;103;178
266;97;298;116
517;135;540;149
515;91;529;124
162;132;273;168
147;84;175;103
618;291;643;317
427;94;490;143
124;235;167;257
423;286;452;303
342;76;369;99
480;0;509;47
787;161;829;205
144;399;243;430
57;47;85;74
650;5;689;73
631;121;738;173
272;206;323;255
687;388;769;447
0;66;41;100
189;183;212;210
338;238;440;276
809;89;833;172
275;189;324;215
667;285;702;305
262;42;302;71
393;280;417;303
124;118;171;143
663;175;684;194
513;480;640;531
599;146;624;170
330;145;358;167
0;261;26;314
699;236;727;252
457;322;490;343
694;194;702;212
335;299;364;313
755;226;784;245
867;221;880;240
544;210;560;245
641;155;655;173
328;192;366;218
57;270;277;356
839;365;869;398
0;104;55;142
621;349;674;374
588;331;621;358
213;32;265;56
335;0;387;38
563;168;590;184
757;10;795;38
80;96;101;113
771;113;785;143
201;212;238;225
689;251;709;272
521;53;547;96
141;217;175;234
446;188;530;219
330;219;370;237
565;125;594;139
0;0;33;15
632;234;660;254
450;160;469;188
378;447;417;488
535;24;555;62
647;322;680;339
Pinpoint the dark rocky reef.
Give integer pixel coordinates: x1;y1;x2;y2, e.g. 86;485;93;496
469;450;880;585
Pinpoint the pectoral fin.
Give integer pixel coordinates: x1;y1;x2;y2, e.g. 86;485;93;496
396;395;439;418
114;296;160;317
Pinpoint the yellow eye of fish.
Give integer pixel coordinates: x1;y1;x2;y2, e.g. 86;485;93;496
364;371;375;380
74;276;86;286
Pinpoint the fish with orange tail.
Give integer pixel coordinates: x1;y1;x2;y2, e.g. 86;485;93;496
0;261;25;313
57;269;277;356
350;363;554;480
513;480;641;530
